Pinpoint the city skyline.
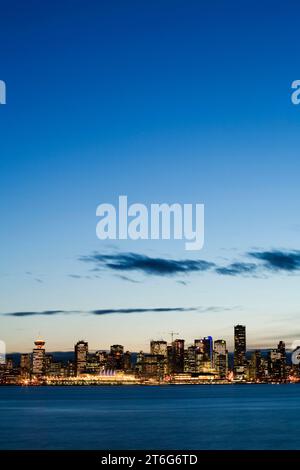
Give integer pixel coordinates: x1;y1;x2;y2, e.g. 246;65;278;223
2;323;297;385
1;1;300;353
2;323;294;356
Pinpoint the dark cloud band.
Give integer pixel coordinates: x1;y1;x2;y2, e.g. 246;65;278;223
4;306;231;317
79;249;300;278
79;252;215;276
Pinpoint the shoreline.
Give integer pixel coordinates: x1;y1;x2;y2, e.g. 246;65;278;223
0;381;298;387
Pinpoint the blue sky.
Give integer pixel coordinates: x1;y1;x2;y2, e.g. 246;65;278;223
1;0;300;352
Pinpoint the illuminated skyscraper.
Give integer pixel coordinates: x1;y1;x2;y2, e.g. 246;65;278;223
75;340;88;376
184;345;196;373
32;339;46;376
150;340;167;357
277;341;287;379
141;354;166;379
123;351;132;371
86;354;101;374
214;339;228;379
203;336;213;365
194;339;204;353
195;337;213;370
268;341;287;381
234;325;246;368
249;350;262;381
136;351;144;373
20;353;31;378
95;350;108;372
110;344;124;370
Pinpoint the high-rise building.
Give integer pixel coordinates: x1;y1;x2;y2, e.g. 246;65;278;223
249;350;262;381
95;350;108;372
214;339;228;379
277;341;287;380
66;360;75;377
5;358;13;370
123;351;132;371
203;336;213;365
136;351;144;373
234;325;246;369
268;349;281;380
110;344;124;370
20;353;31;378
86;354;101;374
268;341;287;381
194;339;205;372
75;340;88;376
150;340;167;357
141;354;166;379
194;339;204;352
45;354;53;374
32;339;46;376
194;337;213;371
166;345;173;374
172;339;185;373
48;361;63;377
184;345;196;373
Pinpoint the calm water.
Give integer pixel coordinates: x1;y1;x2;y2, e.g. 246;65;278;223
0;384;299;449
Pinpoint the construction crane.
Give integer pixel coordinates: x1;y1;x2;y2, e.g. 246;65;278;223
156;331;180;344
166;331;179;343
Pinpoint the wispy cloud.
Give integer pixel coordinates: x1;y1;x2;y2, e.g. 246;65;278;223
6;310;69;317
115;275;141;283
4;306;234;317
25;271;44;283
68;274;93;280
215;262;258;276
90;307;196;315
78;249;300;279
249;250;300;272
79;252;215;276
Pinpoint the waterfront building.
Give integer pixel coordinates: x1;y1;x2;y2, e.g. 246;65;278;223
123;351;132;371
86;354;101;374
249;350;262;381
141;354;166;379
75;340;88;376
268;342;286;381
95;350;108;372
110;344;124;370
234;325;246;378
277;341;287;379
5;358;14;370
20;353;31;378
184;345;197;373
150;340;168;357
172;339;185;373
214;339;228;379
203;336;213;365
32;339;46;376
136;351;144;373
194;338;214;371
48;361;64;377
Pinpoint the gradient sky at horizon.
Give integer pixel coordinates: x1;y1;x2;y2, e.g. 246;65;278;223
1;0;300;353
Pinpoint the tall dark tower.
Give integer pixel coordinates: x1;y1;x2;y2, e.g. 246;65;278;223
203;336;213;365
277;341;287;380
172;339;185;373
75;340;88;376
234;325;246;369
